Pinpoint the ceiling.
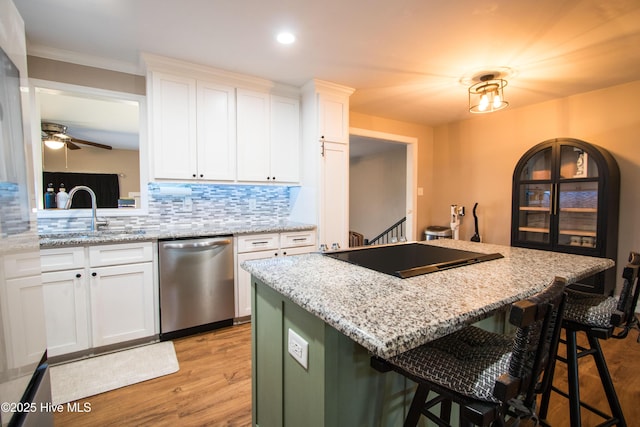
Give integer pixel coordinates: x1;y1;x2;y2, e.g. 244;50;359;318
13;0;640;127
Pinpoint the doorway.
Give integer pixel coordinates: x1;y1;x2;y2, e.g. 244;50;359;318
349;128;418;242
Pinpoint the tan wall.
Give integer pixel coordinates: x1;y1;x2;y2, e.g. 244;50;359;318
42;147;140;198
27;56;145;95
432;79;640;279
349;112;434;240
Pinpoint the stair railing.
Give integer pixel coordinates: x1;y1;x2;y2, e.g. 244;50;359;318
365;217;406;246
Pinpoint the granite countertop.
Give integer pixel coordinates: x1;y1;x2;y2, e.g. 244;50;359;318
39;221;315;248
241;239;615;359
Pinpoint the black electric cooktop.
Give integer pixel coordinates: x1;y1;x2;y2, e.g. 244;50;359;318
324;243;503;279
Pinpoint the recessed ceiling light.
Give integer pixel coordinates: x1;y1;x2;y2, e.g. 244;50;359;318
276;32;296;45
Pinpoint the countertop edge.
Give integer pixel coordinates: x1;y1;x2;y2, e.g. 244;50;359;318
39;222;316;248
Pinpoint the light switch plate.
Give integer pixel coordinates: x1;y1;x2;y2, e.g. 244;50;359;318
288;328;309;369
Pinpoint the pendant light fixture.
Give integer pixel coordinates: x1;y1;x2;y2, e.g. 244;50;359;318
468;73;509;113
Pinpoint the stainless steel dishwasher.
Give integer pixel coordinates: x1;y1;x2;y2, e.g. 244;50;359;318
159;236;235;340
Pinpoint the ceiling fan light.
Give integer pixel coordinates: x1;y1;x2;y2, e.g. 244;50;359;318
44;137;65;150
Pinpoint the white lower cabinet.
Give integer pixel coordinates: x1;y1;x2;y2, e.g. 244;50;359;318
3;249;48;367
235;230;316;318
40;242;155;357
90;262;154;347
41;268;89;356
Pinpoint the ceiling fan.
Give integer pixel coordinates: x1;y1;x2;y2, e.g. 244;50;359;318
41;122;112;150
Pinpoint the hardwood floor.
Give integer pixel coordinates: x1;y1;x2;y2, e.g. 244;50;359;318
53;323;252;427
536;329;640;426
53;323;640;426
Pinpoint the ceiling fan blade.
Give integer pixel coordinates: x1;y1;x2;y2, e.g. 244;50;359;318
70;138;113;150
65;141;81;150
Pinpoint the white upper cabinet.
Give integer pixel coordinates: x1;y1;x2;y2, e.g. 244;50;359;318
144;55;301;184
151;72;236;181
270;95;301;183
318;91;349;144
236;89;270;181
196;81;237;180
151;72;198;180
237;90;300;183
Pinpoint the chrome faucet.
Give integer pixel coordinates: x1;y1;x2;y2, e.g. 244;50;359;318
64;186;109;231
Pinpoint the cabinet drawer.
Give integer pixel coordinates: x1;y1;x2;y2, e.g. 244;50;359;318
236;233;279;253
89;242;153;267
41;247;85;272
280;231;316;249
4;250;42;279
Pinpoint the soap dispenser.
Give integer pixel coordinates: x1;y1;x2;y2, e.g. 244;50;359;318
45;183;56;209
56;183;69;208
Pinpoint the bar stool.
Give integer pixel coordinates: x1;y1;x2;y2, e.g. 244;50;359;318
373;277;567;427
539;251;640;427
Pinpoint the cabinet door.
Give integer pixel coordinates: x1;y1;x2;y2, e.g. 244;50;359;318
4;276;48;366
270;95;300;183
41;269;89;357
151;72;198;179
318;92;349;143
557;145;600;250
236;251;277;317
237;89;270;181
513;147;553;247
90;262;154;347
197;81;236;180
320;141;349;249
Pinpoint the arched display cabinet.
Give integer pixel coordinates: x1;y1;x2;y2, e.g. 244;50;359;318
511;138;620;295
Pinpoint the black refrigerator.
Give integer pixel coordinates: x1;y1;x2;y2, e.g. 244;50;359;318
0;31;53;426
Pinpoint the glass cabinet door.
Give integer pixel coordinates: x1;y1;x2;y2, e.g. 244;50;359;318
519;147;552;181
557;181;598;248
559;145;599;179
517;183;552;243
516;148;552;244
557;145;599;249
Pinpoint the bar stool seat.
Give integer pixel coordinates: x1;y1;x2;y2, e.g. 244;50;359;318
564;291;618;328
376;277;567;427
539;251;640;427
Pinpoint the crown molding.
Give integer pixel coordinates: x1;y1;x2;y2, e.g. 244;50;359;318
302;79;355;97
141;52;299;96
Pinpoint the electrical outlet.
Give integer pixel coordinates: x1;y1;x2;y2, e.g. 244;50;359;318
248;198;257;211
288;328;309;369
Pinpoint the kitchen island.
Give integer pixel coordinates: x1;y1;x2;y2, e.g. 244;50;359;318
242;239;614;426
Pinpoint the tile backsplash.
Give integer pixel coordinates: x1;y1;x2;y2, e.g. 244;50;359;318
38;182;297;233
0;182;32;236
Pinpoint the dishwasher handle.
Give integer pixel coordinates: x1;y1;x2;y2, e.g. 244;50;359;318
162;239;231;250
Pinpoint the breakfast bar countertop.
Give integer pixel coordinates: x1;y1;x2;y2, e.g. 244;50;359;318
241;239;614;359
